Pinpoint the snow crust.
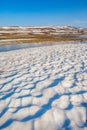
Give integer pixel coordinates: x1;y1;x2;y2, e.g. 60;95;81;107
0;42;87;130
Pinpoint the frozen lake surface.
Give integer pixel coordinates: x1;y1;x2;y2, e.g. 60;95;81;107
0;41;87;52
0;42;59;52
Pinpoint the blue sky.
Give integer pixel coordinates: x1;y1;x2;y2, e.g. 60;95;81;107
0;0;87;27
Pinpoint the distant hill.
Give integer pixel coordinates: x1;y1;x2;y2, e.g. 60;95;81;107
0;26;87;44
0;26;87;35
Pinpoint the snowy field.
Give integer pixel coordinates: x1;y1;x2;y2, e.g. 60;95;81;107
0;42;87;130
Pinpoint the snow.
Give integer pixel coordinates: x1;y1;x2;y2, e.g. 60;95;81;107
0;42;87;130
0;38;35;42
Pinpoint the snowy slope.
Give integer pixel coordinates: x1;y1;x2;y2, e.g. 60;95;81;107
0;42;87;130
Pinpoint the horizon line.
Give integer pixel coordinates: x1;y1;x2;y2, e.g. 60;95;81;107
0;25;86;29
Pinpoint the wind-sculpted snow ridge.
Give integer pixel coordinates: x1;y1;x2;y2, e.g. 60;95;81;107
0;42;87;130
